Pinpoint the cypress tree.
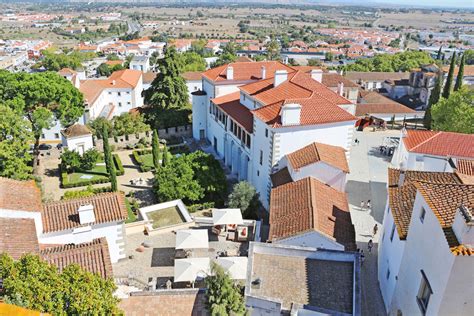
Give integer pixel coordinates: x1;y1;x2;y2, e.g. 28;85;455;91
152;130;161;170
437;46;442;60
102;127;112;174
442;52;456;99
425;73;443;130
102;127;117;191
162;145;169;167
454;54;465;92
109;154;118;192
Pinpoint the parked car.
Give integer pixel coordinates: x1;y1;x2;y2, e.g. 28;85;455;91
38;144;52;150
56;143;63;150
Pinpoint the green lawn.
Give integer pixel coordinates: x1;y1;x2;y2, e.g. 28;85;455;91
148;206;185;229
125;199;137;224
66;163;109;183
139;152;173;169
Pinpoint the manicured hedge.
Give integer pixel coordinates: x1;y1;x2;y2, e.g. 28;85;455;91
113;154;124;176
132;149;153;172
187;202;215;213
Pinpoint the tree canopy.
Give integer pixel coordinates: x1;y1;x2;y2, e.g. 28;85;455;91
143;47;190;128
205;263;247;316
0;70;84;174
88;112;150;138
0;253;121;315
344;51;434;72
38;49;96;71
431;87;474;134
442;52;456;99
153;151;227;205
228;181;261;219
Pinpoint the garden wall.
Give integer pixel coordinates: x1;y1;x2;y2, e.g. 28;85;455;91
95;125;192;150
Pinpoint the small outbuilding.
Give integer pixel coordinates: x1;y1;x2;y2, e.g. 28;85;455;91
61;124;93;155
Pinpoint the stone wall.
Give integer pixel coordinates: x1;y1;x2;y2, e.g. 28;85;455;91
95;125;192;150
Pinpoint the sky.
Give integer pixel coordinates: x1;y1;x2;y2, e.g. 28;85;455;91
370;0;474;8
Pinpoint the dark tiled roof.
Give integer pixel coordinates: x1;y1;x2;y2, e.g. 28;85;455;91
42;193;127;233
322;73;359;88
61;124;92;138
0;218;39;259
270;167;293;188
0;177;42;212
286;142;349;173
269;177;356;251
40;238;113;278
345;71;410;82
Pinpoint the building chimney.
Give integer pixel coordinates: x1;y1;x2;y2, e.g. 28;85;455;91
281;103;301;126
111;80;116;86
398;170;406;187
261;66;266;79
310;69;323;83
452;204;474;246
274;70;288;87
78;204;95;225
226;66;234;80
337;81;344;96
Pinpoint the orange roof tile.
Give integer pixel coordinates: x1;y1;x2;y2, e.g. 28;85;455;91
321;73;359;88
287;142;349;173
0;217;39;260
456;159;474;176
269;177;356;251
42;192;127;233
403;130;474;159
212;92;253;133
355;103;416;116
40;238;113;278
182;71;202;81
104;60;123;66
0;177;42;212
202;61;294;82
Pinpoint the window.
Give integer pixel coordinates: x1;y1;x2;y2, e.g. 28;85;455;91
118;102;122;107
108;91;112;95
417;271;432;315
386;268;390;280
54;133;60;139
259;150;263;165
243;94;246;101
420;207;426;223
118;92;121;96
253;101;256;108
265;129;268;138
41;133;45;139
390;223;396;242
127;102;131;105
127;91;130;94
257;170;260;177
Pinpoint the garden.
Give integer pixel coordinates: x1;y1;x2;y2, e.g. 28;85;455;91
60;148;124;188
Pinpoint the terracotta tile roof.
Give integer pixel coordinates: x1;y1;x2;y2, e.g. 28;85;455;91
212;92;253;132
322;73;359;88
235;56;253;62
42;192;127;233
58;68;76;75
287;142;349;173
0;177;42;212
0;218;39;259
414;182;474;255
104;60;123;66
456;159;474;176
359;90;398;104
142;71;157;84
403;130;474;159
269;177;356;251
345;71;410;82
270;167;293;187
387;168;462;240
442;65;474;77
355;102;416;116
182;71;202;81
61;124;91;138
202;61;295;82
80;69;142;105
40;238;113;278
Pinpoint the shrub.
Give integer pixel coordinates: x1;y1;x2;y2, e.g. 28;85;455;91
113;154;124;176
80;148;100;170
187;202;215;213
60;149;81;173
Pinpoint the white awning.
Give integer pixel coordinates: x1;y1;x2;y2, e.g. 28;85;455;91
175;229;209;249
212;209;244;225
216;256;248;280
174;258;210;282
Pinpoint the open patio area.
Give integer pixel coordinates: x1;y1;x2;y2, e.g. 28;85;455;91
112;221;255;290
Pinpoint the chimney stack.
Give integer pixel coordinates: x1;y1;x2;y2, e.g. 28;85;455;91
78;204;96;225
274;70;288;87
226;66;234;80
337;81;344;96
310;69;323;83
112;80;116;86
261;66;266;80
281;103;301;126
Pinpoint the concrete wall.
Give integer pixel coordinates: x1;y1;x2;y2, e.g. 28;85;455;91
389;193;455;315
186;80;202;101
439;255;473;315
275;231;345;251
63;134;94;155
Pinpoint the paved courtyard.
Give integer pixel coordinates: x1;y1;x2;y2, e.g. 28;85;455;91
347;129;400;316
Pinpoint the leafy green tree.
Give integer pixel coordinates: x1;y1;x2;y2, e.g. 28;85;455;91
112;112;150;136
424;73;443;130
266;40;280;61
228;181;261;219
344;51;434;72
437;46;443;60
80;148;100;170
144;47;190;128
0;254;121;315
464;49;474;65
205;263;247;316
454;53;465;92
0;71;84;174
97;63;112;77
162;145;170;167
0;105;33;180
152;130;161;171
60;149;82;173
106;53;120;61
180;52;206;72
88;117;113;139
443;52;456;99
432;87;474;134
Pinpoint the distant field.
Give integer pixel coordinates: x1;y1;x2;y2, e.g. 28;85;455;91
378;11;474;29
